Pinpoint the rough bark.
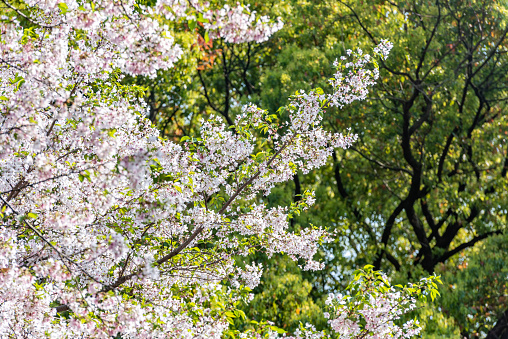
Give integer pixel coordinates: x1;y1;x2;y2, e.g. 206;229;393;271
487;309;508;339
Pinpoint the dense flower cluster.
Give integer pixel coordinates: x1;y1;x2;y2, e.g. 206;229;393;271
0;0;405;337
249;268;440;339
234;267;438;339
325;290;421;338
328;39;392;108
322;267;439;339
204;4;284;43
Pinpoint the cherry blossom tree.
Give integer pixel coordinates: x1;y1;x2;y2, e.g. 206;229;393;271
0;0;436;337
322;266;440;339
231;266;441;339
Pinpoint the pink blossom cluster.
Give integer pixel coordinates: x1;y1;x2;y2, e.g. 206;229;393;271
204;4;284;43
0;0;393;336
255;270;435;339
154;0;283;43
325;290;421;338
328;39;393;108
318;268;436;339
373;39;394;60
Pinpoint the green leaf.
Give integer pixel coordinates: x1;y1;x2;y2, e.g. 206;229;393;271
197;14;208;23
430;289;436;301
58;2;69;14
27;212;38;219
270;325;286;334
234;309;246;319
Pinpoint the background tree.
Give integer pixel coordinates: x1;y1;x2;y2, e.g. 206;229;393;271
320;2;508;336
165;0;508;336
435;233;508;338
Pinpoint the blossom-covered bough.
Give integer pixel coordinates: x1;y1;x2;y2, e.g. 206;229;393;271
248;266;441;339
0;0;439;337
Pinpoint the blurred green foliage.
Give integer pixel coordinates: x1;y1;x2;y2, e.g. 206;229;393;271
433;233;508;337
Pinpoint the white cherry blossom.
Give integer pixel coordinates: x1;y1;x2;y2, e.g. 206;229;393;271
0;0;403;337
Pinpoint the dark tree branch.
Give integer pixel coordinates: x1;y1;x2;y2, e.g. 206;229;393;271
437;127;458;182
373;200;405;270
438;230;503;264
415;0;441;79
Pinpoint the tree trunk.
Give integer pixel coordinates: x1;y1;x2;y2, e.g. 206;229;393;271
487;309;508;339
